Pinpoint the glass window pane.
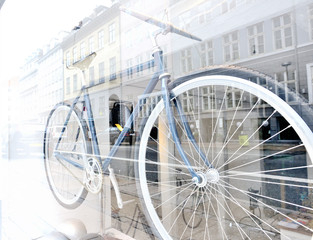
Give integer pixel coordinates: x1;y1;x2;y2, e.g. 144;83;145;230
283;14;291;25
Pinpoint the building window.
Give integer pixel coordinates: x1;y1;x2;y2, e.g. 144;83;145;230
200;40;214;67
147;52;155;72
248;22;264;55
99;62;105;83
273;13;293;49
136;55;143;76
202;86;216;111
226;87;242;109
274;69;297;103
182;90;194;113
89;37;95;54
223;31;239;62
109;57;116;80
221;0;236;14
109;23;116;44
73;74;78;92
80;42;86;59
73;47;78;63
98;30;104;49
126;59;133;79
181;48;192;73
89;66;95;86
66;77;70;94
66;52;71;66
309;4;313;40
249;76;267;106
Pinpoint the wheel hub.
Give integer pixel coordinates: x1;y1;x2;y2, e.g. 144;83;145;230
194;168;220;187
206;168;219;183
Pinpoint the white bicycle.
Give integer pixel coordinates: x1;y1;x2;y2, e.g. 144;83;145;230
44;7;313;240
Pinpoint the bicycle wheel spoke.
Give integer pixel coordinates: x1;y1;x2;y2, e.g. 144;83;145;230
206;86;229;161
214;182;275;239
224;175;313;192
218;124;294;174
213;90;245;168
153;115;203;168
212;98;261;168
220;143;304;175
206;184;250;240
217;109;277;171
166;187;198;234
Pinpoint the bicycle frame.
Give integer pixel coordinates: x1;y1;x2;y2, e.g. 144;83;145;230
53;22;208;207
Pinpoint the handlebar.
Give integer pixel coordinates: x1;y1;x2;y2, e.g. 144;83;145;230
120;7;202;42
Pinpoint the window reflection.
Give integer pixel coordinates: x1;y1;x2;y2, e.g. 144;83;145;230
2;0;313;239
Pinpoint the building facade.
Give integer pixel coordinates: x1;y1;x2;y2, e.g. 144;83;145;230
37;42;64;124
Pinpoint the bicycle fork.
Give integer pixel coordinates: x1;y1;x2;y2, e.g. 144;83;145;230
160;73;219;186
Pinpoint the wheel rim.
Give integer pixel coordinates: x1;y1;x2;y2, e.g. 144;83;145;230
45;105;88;207
138;76;313;239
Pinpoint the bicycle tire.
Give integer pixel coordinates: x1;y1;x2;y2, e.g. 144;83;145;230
137;73;313;239
43;102;91;209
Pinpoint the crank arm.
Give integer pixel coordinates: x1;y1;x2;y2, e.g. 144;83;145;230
108;167;123;209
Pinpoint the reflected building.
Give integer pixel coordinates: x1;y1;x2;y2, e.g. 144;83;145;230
18;49;42;122
37;38;65;124
169;0;313;110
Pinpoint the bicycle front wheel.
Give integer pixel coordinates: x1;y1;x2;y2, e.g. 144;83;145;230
43;102;91;209
138;75;313;239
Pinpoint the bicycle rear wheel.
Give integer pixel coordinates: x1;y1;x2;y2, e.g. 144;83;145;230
43;102;91;209
138;74;313;239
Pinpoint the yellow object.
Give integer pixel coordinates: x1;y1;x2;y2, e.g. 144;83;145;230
239;135;249;146
115;124;123;132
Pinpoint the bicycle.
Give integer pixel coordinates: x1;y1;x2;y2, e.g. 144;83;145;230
238;188;278;239
43;6;313;240
239;187;262;227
